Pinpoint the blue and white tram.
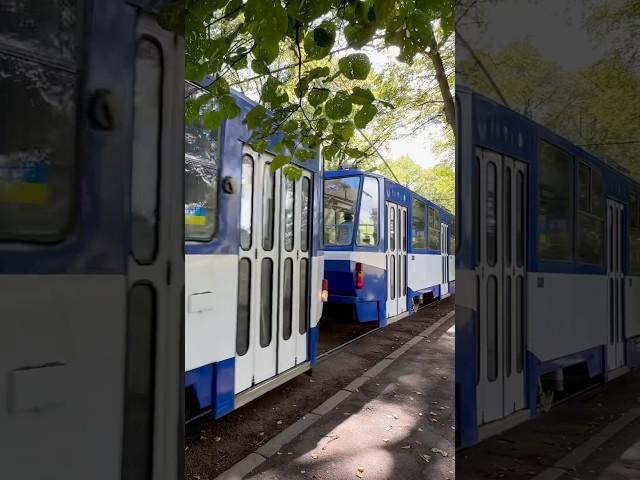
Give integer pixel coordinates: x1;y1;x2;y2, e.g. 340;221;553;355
322;169;455;325
0;3;184;479
455;86;640;448
184;81;326;420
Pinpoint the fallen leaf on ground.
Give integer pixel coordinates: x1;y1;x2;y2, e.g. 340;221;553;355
431;448;449;457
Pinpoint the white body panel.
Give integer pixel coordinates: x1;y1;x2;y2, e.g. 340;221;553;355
323;250;386;270
528;273;607;363
407;253;442;294
0;276;125;480
626;276;640;338
309;254;325;329
185;254;238;371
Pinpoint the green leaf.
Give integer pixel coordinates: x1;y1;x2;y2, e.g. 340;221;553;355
332;121;355;140
351;86;375;104
303;21;336;60
345;147;367;159
245;105;267;130
354;103;378;128
252;138;268;153
203;110;225;130
324;91;353;120
209;77;230;96
295;149;316;160
283;119;299;133
271;154;290;172
374;0;395;24
283;165;303;180
261;76;288;106
322;144;339;162
307;66;331;80
308;88;330;107
224;0;243;16
344;23;377;49
220;95;240;118
251;59;270;74
315;118;329;132
338;53;372;80
254;41;280;65
302;134;321;148
406;11;433;50
185;92;213;125
378;99;395;109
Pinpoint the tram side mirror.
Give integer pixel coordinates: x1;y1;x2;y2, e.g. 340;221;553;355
222;176;236;194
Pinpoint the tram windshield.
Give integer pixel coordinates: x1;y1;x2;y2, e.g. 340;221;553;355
323;176;361;246
184;82;219;241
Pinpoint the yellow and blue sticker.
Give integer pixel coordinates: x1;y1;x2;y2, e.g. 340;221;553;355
185;205;208;226
0;162;49;205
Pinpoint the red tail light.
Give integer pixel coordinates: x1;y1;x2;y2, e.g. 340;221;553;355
321;279;329;302
356;262;364;289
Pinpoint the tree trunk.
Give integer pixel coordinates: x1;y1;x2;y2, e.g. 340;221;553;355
428;38;455;131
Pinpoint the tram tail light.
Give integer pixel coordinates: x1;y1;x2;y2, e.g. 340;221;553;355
321;279;329;302
356;262;364;289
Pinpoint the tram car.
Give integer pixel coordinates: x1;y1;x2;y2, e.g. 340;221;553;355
0;3;184;479
322;169;455;325
455;86;640;448
184;80;326;420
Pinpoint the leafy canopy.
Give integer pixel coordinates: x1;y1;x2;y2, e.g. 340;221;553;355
183;0;454;176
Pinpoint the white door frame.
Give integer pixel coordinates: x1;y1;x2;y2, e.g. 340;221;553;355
397;205;408;315
441;223;450;297
386;202;399;318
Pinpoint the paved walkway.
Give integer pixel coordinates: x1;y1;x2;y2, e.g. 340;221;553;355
241;317;455;480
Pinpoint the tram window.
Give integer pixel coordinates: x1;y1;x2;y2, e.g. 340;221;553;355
356;176;379;246
262;166;275;250
236;259;251;356
402;210;407;251
299;258;309;334
487;162;497;266
284;178;295;252
629;191;640;274
505;167;512;266
283;258;293;340
516;172;525;267
487;275;498;382
0;12;80;241
185;85;219;241
390;255;396;300
301;177;310;252
451;217;456;253
537;141;573;262
389;207;396;251
323;176;360;246
516;276;524;373
411;199;428;249
240;155;253;250
260;258;273;348
429;207;441;250
576;162;604;265
131;38;162;264
505;276;512;377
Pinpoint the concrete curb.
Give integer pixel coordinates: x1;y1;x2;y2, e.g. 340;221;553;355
213;309;456;480
532;406;640;480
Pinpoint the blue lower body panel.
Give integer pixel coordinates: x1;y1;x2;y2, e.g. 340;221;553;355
327;293;380;323
185;357;235;419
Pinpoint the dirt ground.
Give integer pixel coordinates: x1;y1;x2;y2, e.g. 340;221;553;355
185;297;454;480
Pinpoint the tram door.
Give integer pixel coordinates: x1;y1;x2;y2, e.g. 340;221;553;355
607;200;625;371
476;149;527;424
235;147;312;394
441;223;450;297
386;202;408;319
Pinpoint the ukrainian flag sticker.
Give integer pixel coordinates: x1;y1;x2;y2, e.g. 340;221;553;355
185;205;208;226
0;161;49;205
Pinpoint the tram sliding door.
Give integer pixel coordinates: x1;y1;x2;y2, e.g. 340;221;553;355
441;223;450;297
235;147;312;394
607;200;625;371
476;149;527;424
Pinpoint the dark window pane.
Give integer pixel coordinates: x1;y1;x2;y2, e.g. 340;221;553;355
262;166;275;250
505;276;512;377
284;178;295;252
299;258;308;334
389;207;396;251
402;210;407;251
390;255;396;300
283;258;293;340
429;208;441;251
260;258;273;347
578;163;591;213
240;155;253;250
516;171;525;268
131;39;162;264
505;167;512;266
538;141;573;261
411;199;428;249
236;259;251;356
323;176;360;246
301;177;310;252
577;212;604;265
356;176;379;246
487;162;497;267
487;275;498;381
592;168;604;217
